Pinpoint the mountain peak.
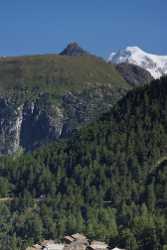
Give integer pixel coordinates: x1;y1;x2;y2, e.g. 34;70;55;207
108;46;167;79
60;42;88;56
126;46;142;50
125;46;144;53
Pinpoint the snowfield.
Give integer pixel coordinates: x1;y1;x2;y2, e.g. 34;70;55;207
108;46;167;79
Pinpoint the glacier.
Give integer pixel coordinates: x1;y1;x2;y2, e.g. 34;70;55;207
108;46;167;79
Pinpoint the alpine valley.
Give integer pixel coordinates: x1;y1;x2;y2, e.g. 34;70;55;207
0;44;167;250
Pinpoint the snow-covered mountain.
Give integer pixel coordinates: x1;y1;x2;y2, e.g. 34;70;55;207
108;46;167;79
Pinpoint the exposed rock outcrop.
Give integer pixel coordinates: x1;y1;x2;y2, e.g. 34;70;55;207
0;98;23;155
115;63;153;87
60;42;89;56
0;85;126;155
0;50;130;155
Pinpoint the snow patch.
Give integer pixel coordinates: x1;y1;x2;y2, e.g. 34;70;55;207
108;46;167;79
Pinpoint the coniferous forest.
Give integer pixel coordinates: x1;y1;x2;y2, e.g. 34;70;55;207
0;77;167;249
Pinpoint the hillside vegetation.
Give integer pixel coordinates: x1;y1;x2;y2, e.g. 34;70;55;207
0;54;129;98
0;77;166;249
0;53;132;155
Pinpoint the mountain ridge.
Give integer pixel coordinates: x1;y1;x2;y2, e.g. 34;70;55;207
0;52;130;155
108;46;167;79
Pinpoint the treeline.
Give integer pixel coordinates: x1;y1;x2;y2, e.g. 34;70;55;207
0;77;167;249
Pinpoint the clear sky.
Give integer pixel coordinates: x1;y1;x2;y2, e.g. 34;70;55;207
0;0;166;58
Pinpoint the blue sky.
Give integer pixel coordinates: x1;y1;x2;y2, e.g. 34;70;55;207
0;0;166;58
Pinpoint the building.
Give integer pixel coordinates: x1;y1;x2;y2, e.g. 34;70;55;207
89;241;108;250
26;244;42;250
41;240;64;250
64;236;75;244
26;233;110;250
64;233;88;245
111;248;125;250
64;240;87;250
64;234;89;250
71;233;87;241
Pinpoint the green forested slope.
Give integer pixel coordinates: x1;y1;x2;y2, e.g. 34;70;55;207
0;77;167;249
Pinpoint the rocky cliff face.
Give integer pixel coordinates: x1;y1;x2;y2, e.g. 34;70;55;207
0;50;131;155
20;98;64;151
0;96;63;154
0;98;23;154
115;63;153;87
0;85;126;155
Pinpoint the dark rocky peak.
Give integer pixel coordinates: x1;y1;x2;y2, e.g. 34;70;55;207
60;42;89;56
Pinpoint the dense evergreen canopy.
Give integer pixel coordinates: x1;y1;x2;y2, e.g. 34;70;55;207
0;77;167;249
